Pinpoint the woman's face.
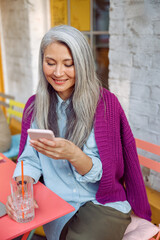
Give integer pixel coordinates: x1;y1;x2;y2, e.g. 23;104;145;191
43;42;75;100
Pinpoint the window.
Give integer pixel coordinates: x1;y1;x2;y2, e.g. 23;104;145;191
50;0;110;89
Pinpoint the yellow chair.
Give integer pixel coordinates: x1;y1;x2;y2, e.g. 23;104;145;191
3;99;25;160
7;99;25;135
0;92;14;115
34;226;46;237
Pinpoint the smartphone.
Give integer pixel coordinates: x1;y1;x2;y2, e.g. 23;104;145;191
0;202;7;217
27;129;55;141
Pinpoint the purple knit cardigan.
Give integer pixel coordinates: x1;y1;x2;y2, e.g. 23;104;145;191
18;88;151;221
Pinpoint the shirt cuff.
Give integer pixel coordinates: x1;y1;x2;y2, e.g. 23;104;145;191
13;161;41;184
72;156;102;183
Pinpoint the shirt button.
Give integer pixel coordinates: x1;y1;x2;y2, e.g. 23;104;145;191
73;189;77;193
63;160;65;163
68;173;71;176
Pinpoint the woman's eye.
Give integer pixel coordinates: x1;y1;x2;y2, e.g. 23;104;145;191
65;64;74;67
47;62;55;66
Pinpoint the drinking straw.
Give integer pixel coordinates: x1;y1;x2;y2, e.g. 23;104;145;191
21;160;24;219
21;160;24;198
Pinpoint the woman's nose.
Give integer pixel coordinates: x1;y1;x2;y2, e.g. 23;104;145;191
53;65;64;77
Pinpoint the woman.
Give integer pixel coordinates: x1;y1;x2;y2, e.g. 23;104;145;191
6;25;151;240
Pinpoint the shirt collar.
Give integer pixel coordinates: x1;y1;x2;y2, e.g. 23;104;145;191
56;93;70;111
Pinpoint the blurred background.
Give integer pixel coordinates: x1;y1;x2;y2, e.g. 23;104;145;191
0;0;160;191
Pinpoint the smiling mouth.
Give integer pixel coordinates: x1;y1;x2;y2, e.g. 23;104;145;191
53;78;67;82
52;78;68;84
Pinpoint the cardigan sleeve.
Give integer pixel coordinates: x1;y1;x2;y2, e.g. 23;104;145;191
18;95;35;159
120;106;152;221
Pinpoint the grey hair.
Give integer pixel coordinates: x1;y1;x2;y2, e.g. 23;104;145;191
34;25;101;148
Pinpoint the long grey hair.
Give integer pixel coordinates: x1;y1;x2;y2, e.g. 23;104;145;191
33;25;101;149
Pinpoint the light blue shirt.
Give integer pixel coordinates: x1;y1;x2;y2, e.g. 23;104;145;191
14;95;131;240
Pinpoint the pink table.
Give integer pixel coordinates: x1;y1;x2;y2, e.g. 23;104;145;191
0;153;75;240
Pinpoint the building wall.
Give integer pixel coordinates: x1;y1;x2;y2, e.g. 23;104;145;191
109;0;160;191
0;0;50;103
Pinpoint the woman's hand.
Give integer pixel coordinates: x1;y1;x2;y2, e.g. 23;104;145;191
30;138;77;160
6;195;17;221
6;195;39;221
29;138;93;175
